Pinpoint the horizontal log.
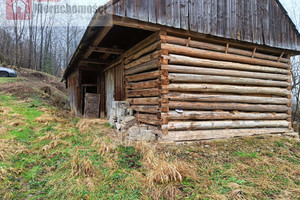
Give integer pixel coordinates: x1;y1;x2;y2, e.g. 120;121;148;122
162;65;288;81
134;113;160;121
89;46;125;54
161;43;289;69
135;113;161;125
169;73;288;87
163;120;289;131
126;80;159;90
130;105;159;113
128;97;159;105
166;111;289;120
125;42;160;64
127;89;160;98
166;93;288;105
161;35;289;63
125;60;159;75
168;101;289;112
125;32;159;58
80;59;109;65
126;71;161;82
136;117;161;126
159;128;290;142
165;54;288;74
125;50;161;70
166;84;289;96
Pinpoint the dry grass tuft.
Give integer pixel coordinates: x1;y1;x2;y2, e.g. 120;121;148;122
41;140;70;152
77;119;108;134
0;139;29;160
71;152;94;177
0;107;12;115
92;136;116;156
0;167;7;180
35;114;57;125
227;183;247;200
8;120;24;127
142;148;198;185
39;132;73;142
0;127;7;135
151;185;183;200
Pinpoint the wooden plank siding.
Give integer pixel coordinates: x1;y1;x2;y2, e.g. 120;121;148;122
109;0;300;52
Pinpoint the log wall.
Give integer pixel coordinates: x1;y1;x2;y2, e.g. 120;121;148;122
158;33;292;142
124;32;162;127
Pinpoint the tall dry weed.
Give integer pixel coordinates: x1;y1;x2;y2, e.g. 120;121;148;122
71;152;94;177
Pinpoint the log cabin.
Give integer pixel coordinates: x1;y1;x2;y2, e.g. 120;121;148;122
63;0;300;142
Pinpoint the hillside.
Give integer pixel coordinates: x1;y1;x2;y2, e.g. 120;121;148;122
0;66;69;110
0;67;299;200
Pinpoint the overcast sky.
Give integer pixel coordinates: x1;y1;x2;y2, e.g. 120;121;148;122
279;0;300;29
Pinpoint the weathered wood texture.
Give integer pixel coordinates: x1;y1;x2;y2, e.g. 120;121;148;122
158;33;291;141
109;0;300;51
68;71;81;116
84;93;100;118
124;33;162;125
160;128;290;142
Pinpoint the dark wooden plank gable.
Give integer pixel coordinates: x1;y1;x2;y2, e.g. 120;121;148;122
110;0;300;51
224;0;231;38
125;0;136;18
230;0;237;39
196;0;204;33
157;0;167;25
180;0;189;30
211;0;218;36
136;0;149;22
189;0;197;32
166;0;174;27
216;0;222;37
204;0;211;34
148;0;157;23
173;0;180;28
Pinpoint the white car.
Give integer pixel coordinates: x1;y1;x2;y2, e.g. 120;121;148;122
0;66;17;77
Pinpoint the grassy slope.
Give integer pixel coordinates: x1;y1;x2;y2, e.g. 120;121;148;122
0;75;299;200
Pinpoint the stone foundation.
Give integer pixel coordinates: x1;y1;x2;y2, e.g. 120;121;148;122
108;101;157;141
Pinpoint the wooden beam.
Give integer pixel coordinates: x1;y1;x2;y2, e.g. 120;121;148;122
169;73;288;87
166;111;289;120
252;48;256;58
160;128;290;142
83;25;112;59
166;83;289;97
162;64;288;81
165;54;288;74
278;52;285;62
166;93;288;105
160;35;291;63
161;43;289;69
225;44;229;54
164;120;289;131
89;46;125;54
168;101;289;112
80;59;110;65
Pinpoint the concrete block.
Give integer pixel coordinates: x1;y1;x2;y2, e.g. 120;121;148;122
138;130;156;141
128;126;140;138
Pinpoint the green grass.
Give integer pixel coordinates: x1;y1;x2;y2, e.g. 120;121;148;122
0;92;299;200
0;77;20;83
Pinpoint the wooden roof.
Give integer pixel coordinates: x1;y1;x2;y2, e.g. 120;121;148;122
105;0;300;52
64;0;300;79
